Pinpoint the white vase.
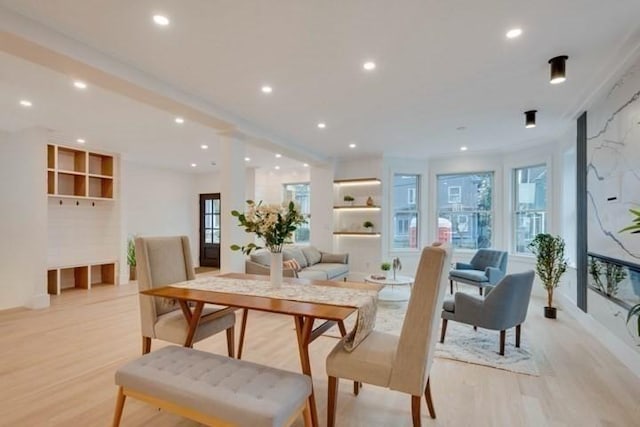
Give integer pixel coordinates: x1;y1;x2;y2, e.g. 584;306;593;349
270;251;283;288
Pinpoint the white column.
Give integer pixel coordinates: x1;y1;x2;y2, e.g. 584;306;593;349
0;128;49;309
310;165;334;251
219;133;246;273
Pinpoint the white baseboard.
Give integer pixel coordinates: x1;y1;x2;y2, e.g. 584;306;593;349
557;292;640;379
26;293;50;309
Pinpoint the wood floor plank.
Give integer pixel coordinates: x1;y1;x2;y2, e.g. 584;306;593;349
0;281;639;426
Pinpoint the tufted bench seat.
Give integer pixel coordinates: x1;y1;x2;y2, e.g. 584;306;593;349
112;345;312;427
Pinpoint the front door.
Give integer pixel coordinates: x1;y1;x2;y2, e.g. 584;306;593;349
199;193;220;268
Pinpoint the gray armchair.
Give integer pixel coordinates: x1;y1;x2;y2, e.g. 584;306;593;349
448;249;508;295
440;270;534;355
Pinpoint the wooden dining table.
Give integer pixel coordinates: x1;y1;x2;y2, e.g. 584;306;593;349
140;272;381;427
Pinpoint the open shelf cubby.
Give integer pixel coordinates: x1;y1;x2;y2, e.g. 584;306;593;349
47;143;116;200
47;262;118;295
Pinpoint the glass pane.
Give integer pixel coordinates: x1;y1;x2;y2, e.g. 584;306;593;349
212;199;220;214
437;172;493;249
282;183;310;242
213;214;219;229
205;229;213;244
515;165;547;209
205;199;212;214
393;212;418;249
205;214;212;228
213;229;220;243
514;211;547;253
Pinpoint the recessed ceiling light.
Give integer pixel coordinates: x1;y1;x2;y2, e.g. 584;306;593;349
175;117;184;124
200;144;208;150
506;28;522;39
275;153;282;158
19;99;32;107
73;80;87;89
261;85;273;94
524;110;537;128
190;163;197;168
275;165;280;170
153;14;170;26
77;138;86;144
363;61;376;71
460;146;468;151
244;157;251;162
349;143;357;149
317;122;326;129
549;55;569;84
303;163;309;167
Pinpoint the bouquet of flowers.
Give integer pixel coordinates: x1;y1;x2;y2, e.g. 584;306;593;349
230;200;307;254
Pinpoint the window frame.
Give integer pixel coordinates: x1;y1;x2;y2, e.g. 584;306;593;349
391;173;421;251
436;171;494;251
282;181;311;244
512;164;548;255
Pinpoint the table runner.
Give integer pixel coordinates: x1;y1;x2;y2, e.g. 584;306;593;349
170;276;378;351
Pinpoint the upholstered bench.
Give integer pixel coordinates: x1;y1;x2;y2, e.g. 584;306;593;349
112;345;312;427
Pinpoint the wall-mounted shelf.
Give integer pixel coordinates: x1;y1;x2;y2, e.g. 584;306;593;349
333;205;381;210
333;177;381;186
47;144;115;200
333;232;381;236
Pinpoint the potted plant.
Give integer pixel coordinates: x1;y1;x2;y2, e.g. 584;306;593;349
528;233;568;319
127;236;137;281
343;195;355;206
363;221;374;232
381;262;391;278
620;208;640;234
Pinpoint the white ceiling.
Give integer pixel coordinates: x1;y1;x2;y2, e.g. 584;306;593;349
1;0;640;167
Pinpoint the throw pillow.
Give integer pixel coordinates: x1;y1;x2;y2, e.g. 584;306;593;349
301;246;322;265
283;259;297;271
283;247;308;268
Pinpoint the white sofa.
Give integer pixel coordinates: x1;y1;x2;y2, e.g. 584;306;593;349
245;245;349;281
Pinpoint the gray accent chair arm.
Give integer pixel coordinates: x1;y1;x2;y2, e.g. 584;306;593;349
485;266;505;285
453;293;485;325
455;262;473;270
245;260;297;278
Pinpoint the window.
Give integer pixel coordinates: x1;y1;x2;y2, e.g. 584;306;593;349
448;186;461;204
283;182;310;243
392;174;420;249
513;164;547;254
437;172;493;249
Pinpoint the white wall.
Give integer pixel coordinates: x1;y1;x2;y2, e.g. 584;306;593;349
255;168;309;204
120;160;197;279
0;128;49;310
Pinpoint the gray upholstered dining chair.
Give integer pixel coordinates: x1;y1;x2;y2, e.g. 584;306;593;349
440;270;535;356
135;236;237;356
326;243;452;427
448;249;508;295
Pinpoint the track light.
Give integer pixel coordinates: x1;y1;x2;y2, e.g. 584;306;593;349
548;55;569;84
524;110;537;128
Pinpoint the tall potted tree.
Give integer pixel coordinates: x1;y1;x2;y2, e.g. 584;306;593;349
127;236;137;281
528;233;568;319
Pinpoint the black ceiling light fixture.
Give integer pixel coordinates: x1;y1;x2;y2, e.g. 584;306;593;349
549;55;569;84
525;110;537;128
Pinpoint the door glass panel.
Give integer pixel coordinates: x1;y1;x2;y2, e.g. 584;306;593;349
213;229;220;243
212;199;220;214
205;199;213;214
205;214;212;228
213;214;219;229
205;229;213;244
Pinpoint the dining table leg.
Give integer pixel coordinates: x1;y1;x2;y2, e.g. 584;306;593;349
178;300;204;348
294;315;318;427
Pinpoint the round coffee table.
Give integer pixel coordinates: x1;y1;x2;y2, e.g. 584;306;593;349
364;274;414;302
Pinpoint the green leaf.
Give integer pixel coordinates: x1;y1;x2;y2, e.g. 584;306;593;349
230;244;241;251
231;210;240;217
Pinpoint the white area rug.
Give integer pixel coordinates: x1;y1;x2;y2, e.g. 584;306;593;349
328;298;539;376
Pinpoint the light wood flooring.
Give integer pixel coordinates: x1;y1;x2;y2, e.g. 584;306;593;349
0;281;639;427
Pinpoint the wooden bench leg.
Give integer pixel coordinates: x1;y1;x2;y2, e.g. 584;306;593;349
411;394;422;427
226;326;235;358
112;387;126;427
424;377;436;419
142;336;151;355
